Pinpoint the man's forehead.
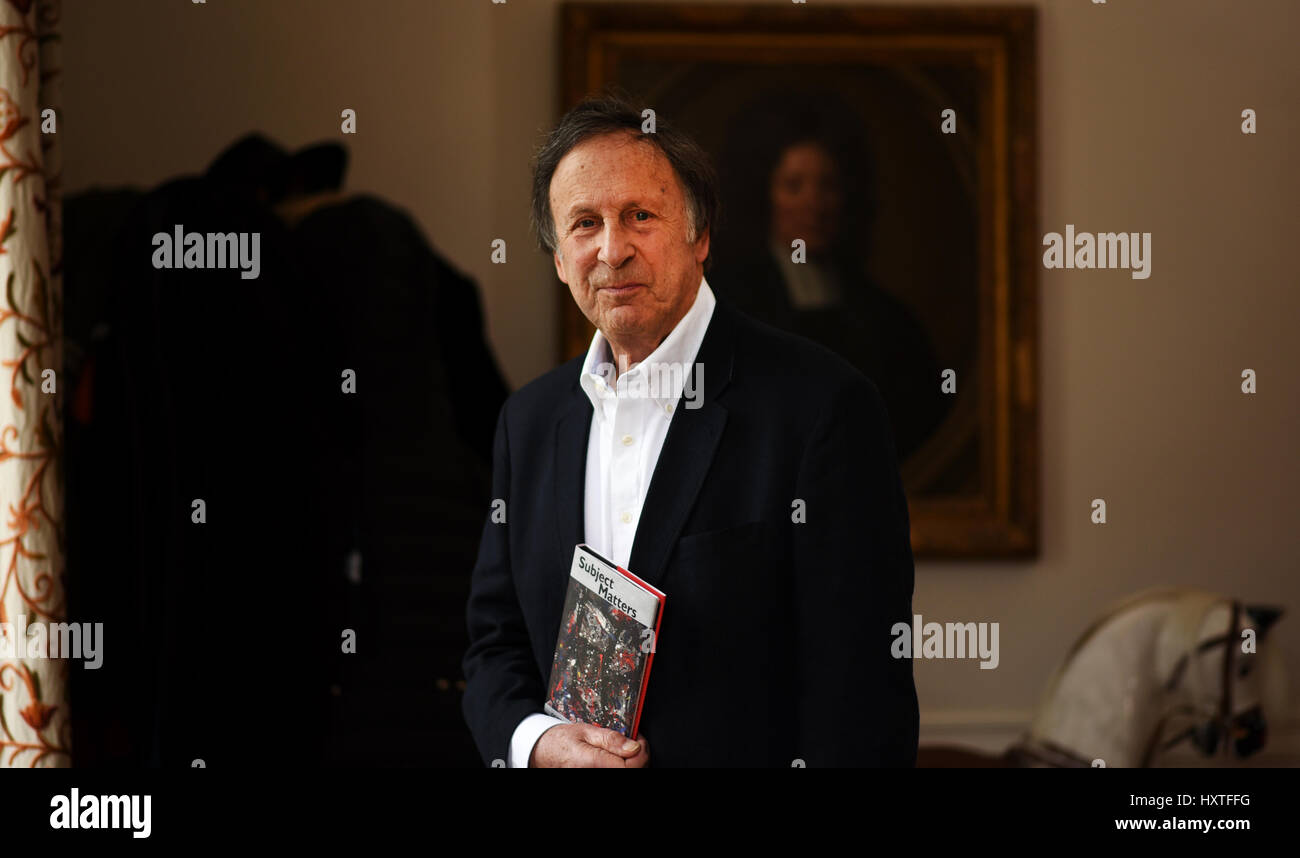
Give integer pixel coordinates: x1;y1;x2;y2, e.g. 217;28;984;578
550;134;677;206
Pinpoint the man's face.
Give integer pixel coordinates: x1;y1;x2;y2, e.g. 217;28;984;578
550;131;709;351
768;141;843;254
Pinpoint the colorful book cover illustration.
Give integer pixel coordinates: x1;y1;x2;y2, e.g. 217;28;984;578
544;544;666;738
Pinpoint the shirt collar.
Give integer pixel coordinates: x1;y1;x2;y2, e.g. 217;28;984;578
579;274;716;410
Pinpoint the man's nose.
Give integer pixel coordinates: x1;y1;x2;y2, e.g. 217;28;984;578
596;220;634;268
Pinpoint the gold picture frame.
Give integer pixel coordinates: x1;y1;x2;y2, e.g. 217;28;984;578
558;3;1039;558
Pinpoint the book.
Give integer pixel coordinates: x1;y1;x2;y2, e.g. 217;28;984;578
543;544;666;738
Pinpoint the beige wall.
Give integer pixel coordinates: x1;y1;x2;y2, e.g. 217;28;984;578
63;0;1300;753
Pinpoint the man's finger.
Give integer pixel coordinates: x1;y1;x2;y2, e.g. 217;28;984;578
570;737;628;768
623;734;650;768
582;724;642;757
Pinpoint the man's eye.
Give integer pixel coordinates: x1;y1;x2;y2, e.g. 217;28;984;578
576;219;595;229
633;211;651;221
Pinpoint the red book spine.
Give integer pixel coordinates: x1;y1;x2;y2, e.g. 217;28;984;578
616;562;665;739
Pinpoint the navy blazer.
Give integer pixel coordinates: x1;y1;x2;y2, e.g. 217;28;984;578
461;299;919;767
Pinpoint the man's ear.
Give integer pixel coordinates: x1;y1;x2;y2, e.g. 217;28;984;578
553;248;568;284
693;226;710;264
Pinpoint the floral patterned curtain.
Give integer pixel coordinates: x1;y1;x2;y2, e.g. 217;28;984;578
0;0;65;768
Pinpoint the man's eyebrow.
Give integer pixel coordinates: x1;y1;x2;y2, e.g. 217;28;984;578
563;201;651;221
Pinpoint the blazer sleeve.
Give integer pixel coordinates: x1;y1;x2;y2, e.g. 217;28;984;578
461;399;548;765
791;374;919;767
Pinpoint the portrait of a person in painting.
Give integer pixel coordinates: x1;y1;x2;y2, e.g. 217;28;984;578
711;102;952;465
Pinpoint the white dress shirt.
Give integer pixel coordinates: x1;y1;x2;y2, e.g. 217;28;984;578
506;275;717;766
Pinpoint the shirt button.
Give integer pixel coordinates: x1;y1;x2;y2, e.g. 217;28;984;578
621;434;634;446
665;403;674;414
621;511;632;524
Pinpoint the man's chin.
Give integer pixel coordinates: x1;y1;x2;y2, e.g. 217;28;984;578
596;306;653;336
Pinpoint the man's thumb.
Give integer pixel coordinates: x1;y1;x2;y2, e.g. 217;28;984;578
588;726;640;756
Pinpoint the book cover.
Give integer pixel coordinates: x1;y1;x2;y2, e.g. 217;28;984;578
543;544;666;738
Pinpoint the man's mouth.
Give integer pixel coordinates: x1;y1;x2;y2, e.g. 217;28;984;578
599;282;646;295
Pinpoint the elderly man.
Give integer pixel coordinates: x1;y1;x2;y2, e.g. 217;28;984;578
462;95;918;767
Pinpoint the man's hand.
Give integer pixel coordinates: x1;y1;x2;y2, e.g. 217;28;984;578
529;723;650;768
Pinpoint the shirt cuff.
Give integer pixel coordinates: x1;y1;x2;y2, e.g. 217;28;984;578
507;712;570;768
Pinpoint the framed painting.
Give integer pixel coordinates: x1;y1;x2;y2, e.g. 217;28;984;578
558;3;1039;558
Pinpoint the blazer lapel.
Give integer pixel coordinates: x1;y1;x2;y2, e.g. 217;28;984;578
553;386;592;565
626;302;737;590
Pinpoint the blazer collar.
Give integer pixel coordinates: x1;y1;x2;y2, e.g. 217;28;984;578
553;300;738;590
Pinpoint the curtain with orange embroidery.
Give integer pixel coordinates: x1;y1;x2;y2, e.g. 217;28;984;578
0;0;64;768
